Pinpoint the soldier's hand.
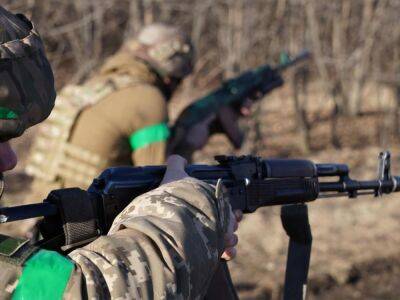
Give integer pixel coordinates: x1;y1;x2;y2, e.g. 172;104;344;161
221;209;242;261
184;114;216;151
160;155;189;184
240;98;254;116
217;106;244;149
161;154;243;261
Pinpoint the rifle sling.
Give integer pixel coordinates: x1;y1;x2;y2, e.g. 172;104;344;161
41;188;99;249
205;261;238;300
281;204;312;300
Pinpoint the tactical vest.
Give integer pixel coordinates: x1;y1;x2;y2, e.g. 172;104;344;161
25;59;152;188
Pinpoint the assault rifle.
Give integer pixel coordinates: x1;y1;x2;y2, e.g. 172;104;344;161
0;151;398;300
169;50;311;151
0;152;400;300
0;151;398;234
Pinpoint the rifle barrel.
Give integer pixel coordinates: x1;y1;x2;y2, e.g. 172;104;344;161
0;202;57;223
316;163;349;176
276;50;311;72
319;178;400;194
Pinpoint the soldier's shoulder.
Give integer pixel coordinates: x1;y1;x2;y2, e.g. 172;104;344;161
110;83;166;105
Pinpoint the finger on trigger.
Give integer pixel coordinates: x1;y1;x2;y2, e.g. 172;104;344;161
222;247;237;261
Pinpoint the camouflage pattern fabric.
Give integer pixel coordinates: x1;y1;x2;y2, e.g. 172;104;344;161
125;23;194;79
63;178;230;299
0;178;230;299
0;6;56;142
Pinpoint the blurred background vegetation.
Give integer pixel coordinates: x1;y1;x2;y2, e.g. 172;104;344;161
4;0;400;156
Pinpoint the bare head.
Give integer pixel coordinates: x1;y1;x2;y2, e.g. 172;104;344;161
125;23;194;80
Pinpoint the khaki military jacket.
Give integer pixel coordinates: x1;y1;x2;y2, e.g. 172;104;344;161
1;178;230;299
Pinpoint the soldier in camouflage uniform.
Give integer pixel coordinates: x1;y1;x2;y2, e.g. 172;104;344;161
26;23;195;189
0;6;241;299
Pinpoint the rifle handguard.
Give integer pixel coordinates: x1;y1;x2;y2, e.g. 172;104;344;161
243;178;319;212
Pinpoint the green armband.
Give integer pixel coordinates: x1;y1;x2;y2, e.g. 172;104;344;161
129;122;170;150
12;250;74;300
0;107;18;119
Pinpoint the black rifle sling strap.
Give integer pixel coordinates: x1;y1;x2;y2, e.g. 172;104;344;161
281;204;312;300
40;188;99;250
204;178;239;300
205;261;239;300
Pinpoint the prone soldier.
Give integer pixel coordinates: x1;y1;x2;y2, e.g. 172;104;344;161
0;6;241;299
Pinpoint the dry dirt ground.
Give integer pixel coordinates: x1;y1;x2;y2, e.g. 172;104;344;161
1;84;400;299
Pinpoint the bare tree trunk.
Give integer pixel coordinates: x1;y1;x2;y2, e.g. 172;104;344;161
188;1;211;88
347;0;388;115
143;0;156;25
330;102;341;149
305;0;341;148
221;0;244;78
127;0;145;36
291;67;311;154
393;85;400;137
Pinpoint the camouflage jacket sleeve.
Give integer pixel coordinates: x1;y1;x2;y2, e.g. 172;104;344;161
64;177;230;299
